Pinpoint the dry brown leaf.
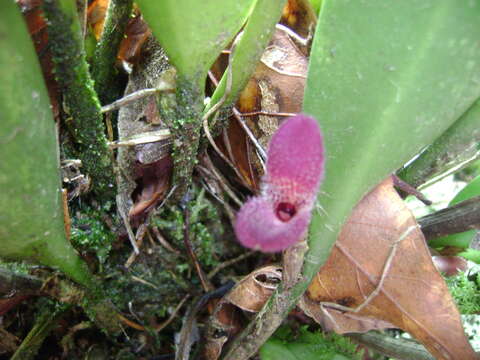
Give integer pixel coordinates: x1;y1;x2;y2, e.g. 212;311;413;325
432;256;468;277
117;12;151;66
225;265;282;312
215;26;309;190
203;265;282;360
87;0;109;40
280;0;317;40
302;177;476;360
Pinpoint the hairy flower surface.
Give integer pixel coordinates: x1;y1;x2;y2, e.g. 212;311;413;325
235;114;325;252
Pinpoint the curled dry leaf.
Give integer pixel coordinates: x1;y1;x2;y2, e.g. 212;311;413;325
214;25;309;190
117;12;151;66
88;1;150;67
226;265;283;312
203;265;282;360
87;0;109;40
301;177;476;360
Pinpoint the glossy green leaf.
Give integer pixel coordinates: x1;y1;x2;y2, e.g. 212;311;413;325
429;175;480;249
303;0;480;279
0;1;91;286
136;0;254;89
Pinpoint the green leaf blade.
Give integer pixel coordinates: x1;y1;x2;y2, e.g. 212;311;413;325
136;0;254;88
303;0;480;277
0;1;91;286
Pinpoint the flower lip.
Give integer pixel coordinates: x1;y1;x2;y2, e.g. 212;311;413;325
276;202;296;222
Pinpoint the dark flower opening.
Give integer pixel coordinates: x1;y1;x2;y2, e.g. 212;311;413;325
276;202;297;222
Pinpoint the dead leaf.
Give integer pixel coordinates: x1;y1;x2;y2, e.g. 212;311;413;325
432;256;468;277
215;26;309;190
87;0;109;40
225;265;282;312
117;12;151;66
129;155;173;227
280;0;317;41
302;177;476;360
203;265;282;360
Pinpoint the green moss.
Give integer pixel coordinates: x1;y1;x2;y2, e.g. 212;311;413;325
152;187;226;270
445;272;480;314
70;203;115;267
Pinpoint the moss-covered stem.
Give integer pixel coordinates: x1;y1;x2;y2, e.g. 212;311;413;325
10;302;69;360
43;0;115;198
167;77;204;201
92;0;133;105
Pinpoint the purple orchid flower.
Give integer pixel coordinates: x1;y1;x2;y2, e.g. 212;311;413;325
234;114;325;252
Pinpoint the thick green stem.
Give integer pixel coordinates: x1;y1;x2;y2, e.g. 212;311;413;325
43;0;115;198
92;0;133;105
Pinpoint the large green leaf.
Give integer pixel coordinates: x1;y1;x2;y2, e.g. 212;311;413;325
0;1;91;286
303;0;480;278
136;0;254;89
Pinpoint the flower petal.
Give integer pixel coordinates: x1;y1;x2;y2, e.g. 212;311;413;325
266;114;324;202
234;196;312;252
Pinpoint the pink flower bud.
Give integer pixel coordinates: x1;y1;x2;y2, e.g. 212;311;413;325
234;114;325;252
